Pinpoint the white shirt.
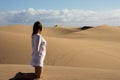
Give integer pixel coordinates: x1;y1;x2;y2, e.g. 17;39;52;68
31;33;47;66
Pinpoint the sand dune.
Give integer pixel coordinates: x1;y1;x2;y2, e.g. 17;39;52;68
1;25;120;80
1;64;120;80
71;25;120;41
0;30;31;64
0;25;32;34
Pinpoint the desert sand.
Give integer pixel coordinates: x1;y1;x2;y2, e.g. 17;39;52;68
0;24;120;80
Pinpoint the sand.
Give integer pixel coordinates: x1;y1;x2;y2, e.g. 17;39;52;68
0;24;120;80
1;64;120;80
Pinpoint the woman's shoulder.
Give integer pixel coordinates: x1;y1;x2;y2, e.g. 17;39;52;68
33;34;41;38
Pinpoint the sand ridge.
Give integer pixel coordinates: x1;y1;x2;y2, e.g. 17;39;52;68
0;25;120;80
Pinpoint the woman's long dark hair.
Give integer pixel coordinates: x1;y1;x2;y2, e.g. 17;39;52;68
32;21;42;37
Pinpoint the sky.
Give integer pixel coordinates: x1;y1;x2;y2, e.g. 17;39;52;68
0;0;120;26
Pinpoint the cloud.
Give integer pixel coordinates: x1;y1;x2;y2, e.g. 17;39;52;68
0;8;120;26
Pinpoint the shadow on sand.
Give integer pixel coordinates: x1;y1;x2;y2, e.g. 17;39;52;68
9;72;37;80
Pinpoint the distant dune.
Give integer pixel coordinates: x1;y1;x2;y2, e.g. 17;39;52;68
0;25;120;80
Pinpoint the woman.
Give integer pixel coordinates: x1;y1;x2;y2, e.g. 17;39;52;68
31;21;47;79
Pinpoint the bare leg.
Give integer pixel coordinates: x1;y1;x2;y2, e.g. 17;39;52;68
35;66;43;78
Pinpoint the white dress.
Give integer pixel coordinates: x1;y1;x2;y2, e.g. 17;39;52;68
31;33;47;67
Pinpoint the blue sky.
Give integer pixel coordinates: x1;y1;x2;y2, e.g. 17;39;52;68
0;0;120;26
0;0;120;11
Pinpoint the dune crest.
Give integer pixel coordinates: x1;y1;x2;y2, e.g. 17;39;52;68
1;25;120;80
0;25;120;70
